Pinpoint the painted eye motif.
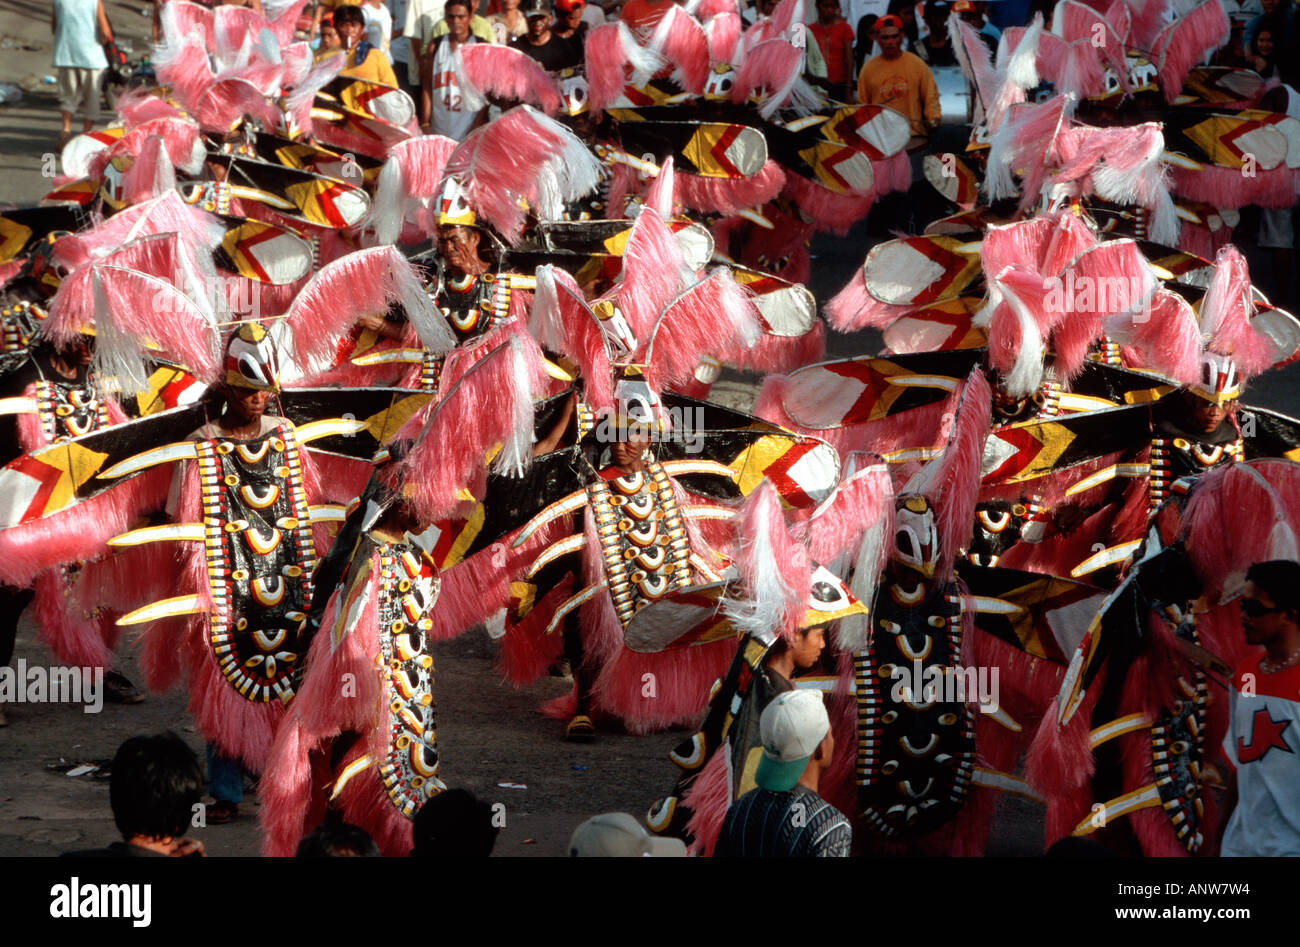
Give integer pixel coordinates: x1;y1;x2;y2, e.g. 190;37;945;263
977;509;1011;532
806;566;851;613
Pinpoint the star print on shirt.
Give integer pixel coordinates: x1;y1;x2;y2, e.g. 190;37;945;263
1237;708;1294;764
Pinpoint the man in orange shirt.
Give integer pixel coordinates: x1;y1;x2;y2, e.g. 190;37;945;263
856;14;939;144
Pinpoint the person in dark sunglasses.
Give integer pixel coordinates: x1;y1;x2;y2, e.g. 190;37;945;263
1219;559;1300;856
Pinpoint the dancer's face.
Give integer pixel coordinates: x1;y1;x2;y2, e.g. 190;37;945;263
226;386;270;425
437;225;484;274
791;626;827;670
1187;395;1232;434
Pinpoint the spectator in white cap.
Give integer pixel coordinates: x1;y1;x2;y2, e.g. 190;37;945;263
569;812;687;856
713;689;851;857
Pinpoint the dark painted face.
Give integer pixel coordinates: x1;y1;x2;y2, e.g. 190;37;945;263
610;431;651;469
64;336;94;366
1185;393;1233;435
225;386;270;425
437;225;484;274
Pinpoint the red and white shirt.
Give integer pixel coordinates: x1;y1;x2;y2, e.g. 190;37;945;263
1221;655;1300;856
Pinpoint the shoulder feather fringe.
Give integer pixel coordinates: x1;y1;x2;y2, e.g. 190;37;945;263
1151;0;1229;103
531;264;616;410
721;478;810;642
444;106;602;243
642;267;761;393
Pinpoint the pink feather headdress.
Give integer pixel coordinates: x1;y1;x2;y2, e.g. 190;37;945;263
1123;0;1171;51
365;135;459;246
213;3;273;67
195;77;282;134
797;453;894;653
692;0;739;18
118;135;178;205
281;246;455;373
1050;238;1160;377
113;87;187;127
584;21;666;113
530;264;617;410
152;32;218;113
951;15;999;116
1108;287;1202;384
159;0;215;47
89;117;205;180
283;55;346;139
1150;0;1229;103
52;191;227;273
398;331;550;523
983;263;1059;398
1051;0;1130;94
441;106;602;243
46;264;218;389
706;11;744;65
979;213;1098;279
613;207;696;340
1196;245;1300;378
984;96;1070;203
457;44;564;115
649;6;710;95
733;38;817;119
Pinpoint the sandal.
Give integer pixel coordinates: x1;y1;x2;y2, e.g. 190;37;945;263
565;714;596;743
103;670;145;705
207;801;239;824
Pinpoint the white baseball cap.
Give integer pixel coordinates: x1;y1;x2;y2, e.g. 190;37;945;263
755;689;830;792
568;813;688;857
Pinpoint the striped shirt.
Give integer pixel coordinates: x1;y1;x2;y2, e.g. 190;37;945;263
714;786;852;857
